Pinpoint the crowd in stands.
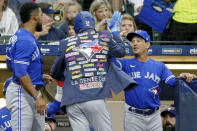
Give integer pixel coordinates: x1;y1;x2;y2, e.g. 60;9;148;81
0;0;196;45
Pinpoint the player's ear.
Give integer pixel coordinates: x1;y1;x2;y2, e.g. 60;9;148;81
146;42;150;49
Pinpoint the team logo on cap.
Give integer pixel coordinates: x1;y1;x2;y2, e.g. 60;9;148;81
168;107;175;111
73;39;103;62
85;21;90;26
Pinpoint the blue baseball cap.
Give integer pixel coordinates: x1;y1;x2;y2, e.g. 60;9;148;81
127;30;151;42
45;114;56;122
39;3;58;14
42;6;58;14
161;107;176;117
74;11;95;33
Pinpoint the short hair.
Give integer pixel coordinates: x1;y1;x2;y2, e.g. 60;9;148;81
122;13;138;31
64;2;82;21
20;2;40;24
2;0;8;11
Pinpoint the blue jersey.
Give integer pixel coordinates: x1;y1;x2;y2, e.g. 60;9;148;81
51;29;137;106
115;58;176;109
6;28;45;86
0;107;11;131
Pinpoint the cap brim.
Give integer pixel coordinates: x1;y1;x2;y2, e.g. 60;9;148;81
126;32;145;41
161;111;175;117
42;8;57;14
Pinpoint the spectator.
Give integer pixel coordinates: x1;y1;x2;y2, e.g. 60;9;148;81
113;30;196;131
68;20;75;36
0;0;19;36
120;13;137;56
53;1;82;37
8;0;33;25
127;0;153;40
45;114;56;131
161;106;176;131
35;2;66;42
163;0;197;45
120;13;137;38
89;0;112;31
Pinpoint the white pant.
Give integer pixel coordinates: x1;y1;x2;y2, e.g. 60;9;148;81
6;82;45;131
124;104;163;131
66;99;112;131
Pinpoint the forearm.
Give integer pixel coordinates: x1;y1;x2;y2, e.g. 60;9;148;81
19;75;39;98
110;34;126;57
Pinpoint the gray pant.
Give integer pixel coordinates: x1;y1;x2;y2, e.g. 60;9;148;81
6;82;45;131
66;99;112;131
124;104;162;131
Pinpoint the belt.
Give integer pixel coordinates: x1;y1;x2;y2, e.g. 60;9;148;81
128;106;159;116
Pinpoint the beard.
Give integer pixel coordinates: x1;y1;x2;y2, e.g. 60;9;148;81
36;23;42;32
163;124;175;131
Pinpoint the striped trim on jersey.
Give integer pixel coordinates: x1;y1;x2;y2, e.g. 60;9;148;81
14;60;30;65
165;75;175;84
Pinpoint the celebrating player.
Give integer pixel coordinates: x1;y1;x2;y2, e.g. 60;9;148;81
113;30;196;131
50;11;136;131
5;2;52;131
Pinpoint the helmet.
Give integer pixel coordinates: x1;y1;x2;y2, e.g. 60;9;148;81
45;114;56;123
74;11;95;33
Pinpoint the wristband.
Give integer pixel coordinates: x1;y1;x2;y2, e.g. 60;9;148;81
34;91;42;101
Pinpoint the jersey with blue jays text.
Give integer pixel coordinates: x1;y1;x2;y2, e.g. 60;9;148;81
6;28;45;86
0;107;11;131
51;29;128;106
115;58;176;109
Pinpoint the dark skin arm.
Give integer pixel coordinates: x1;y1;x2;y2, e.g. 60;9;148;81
19;75;47;115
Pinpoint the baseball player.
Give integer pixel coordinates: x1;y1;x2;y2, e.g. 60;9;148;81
161;106;176;131
0;78;12;131
113;30;196;131
5;2;52;131
50;11;137;131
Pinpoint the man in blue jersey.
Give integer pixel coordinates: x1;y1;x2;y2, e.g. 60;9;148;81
5;2;52;131
113;30;196;131
50;11;137;131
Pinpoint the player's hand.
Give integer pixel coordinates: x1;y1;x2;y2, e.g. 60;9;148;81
43;74;54;85
179;73;196;82
105;11;122;34
35;97;47;115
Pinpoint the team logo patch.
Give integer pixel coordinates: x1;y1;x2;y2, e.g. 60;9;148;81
69;61;76;66
72;74;83;79
72;70;81;75
69;65;81;71
101;38;110;42
80;36;89;39
78;32;88;36
84;72;94;77
149;86;160;98
100;34;108;38
103;46;109;51
67;56;76;61
99;59;107;62
73;39;103;62
96;63;105;67
80;82;103;90
66;45;75;52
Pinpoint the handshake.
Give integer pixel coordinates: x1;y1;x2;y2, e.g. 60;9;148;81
105;11;123;35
